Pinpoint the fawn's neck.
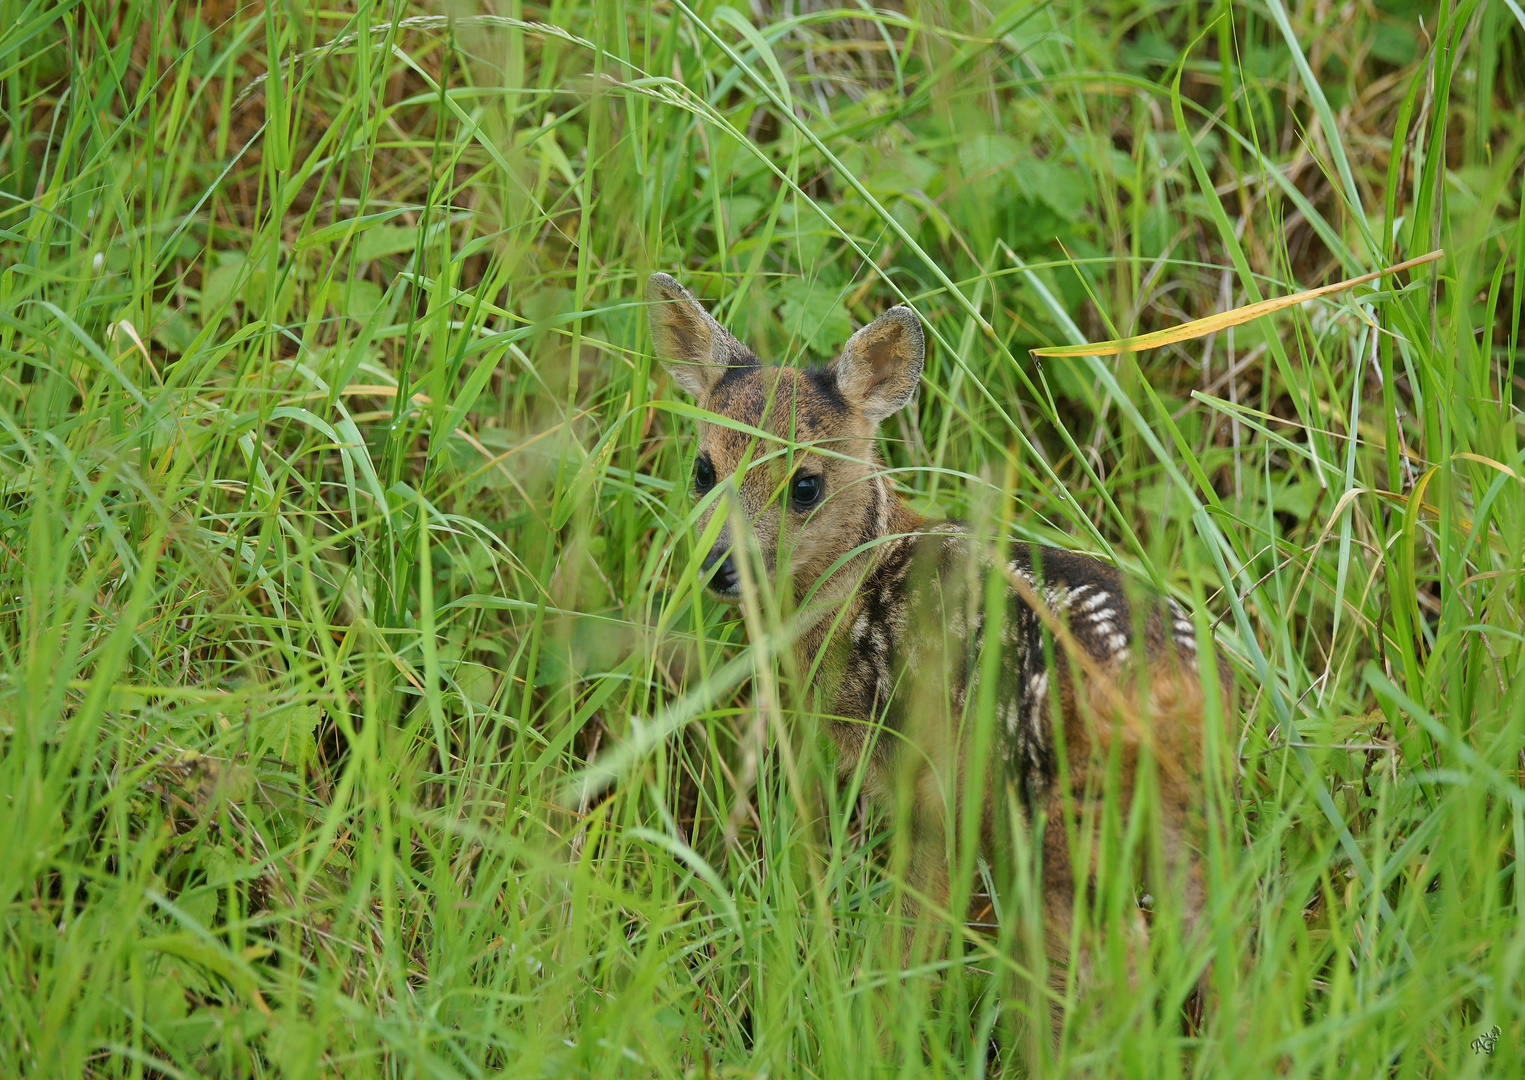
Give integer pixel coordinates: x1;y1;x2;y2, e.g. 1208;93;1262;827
793;484;925;698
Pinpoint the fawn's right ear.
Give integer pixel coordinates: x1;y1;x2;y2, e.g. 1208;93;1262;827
828;305;925;424
646;273;756;399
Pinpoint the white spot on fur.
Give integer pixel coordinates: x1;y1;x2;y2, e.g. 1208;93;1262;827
1047;585;1093;613
1171;602;1198;651
1080;589;1112;613
1001;698;1023;736
1007;561;1036;586
1090;613;1119;640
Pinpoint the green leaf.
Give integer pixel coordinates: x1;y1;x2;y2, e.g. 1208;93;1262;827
1013;158;1085;222
721;195;763;231
200;258;246;324
199;844;241;888
253;703;320;765
779;279;850;356
293;205;418;251
957;132;1021;178
1370;19;1418;65
356;224;419;262
151;310;200;354
340;278;384;320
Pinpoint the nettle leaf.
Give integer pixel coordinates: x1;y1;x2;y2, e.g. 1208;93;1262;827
598;301;637;348
1371;19;1418;65
356;224;418;263
254;704;320;766
341;278;384;320
1266;477;1320;519
872;149;938;194
1014;158;1087;223
199;844;241;888
200;258;246;324
455;662;496;707
721;195;763;232
293;205;418;251
151;310;200;355
1119;29;1178;71
779;279;850;357
957;132;1022;179
523;286;570;325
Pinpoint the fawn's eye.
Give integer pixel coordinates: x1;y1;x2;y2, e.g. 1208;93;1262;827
790;472;824;511
693;455;715;495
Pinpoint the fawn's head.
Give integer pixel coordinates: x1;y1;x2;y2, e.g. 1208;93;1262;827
647;273;924;604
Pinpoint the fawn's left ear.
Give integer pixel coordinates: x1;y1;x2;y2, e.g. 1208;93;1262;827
829;305;925;423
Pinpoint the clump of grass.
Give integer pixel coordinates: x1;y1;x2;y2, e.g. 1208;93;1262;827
0;0;1521;1076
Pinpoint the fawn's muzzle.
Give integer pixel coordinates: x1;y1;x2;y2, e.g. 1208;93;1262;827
701;544;739;596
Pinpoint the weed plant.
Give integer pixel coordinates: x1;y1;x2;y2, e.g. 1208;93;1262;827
0;0;1522;1076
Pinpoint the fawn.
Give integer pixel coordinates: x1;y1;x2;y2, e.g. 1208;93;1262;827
647;272;1232;1019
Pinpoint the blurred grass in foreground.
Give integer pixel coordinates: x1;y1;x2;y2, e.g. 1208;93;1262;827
0;0;1522;1075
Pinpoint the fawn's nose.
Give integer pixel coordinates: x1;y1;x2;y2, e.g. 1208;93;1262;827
702;545;739;593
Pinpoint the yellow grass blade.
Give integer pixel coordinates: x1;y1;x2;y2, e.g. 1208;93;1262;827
1029;249;1444;358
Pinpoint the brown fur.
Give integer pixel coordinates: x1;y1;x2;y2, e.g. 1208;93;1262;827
647;273;1233;1042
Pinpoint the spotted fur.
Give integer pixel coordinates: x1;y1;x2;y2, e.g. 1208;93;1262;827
648;273;1233;1026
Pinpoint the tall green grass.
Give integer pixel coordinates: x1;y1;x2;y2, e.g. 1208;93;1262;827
0;0;1521;1075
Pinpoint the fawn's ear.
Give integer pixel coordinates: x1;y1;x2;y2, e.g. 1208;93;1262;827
646;273;756;399
829;305;924;423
